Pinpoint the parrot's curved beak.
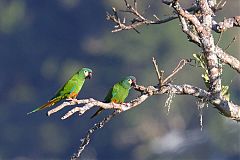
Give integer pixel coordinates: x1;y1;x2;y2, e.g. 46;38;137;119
86;72;92;79
131;79;137;87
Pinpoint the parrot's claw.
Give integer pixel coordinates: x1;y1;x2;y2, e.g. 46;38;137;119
118;103;130;111
66;98;78;103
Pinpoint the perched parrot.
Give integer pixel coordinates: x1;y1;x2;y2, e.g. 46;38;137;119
91;76;136;118
27;68;93;114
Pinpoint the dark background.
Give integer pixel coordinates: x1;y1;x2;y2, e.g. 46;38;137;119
0;0;239;159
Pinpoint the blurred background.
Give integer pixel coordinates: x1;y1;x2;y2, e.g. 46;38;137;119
0;0;239;159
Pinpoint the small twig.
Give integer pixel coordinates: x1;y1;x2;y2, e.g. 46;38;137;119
213;0;227;12
123;0;146;20
106;0;180;33
224;36;237;51
215;30;223;46
70;111;119;160
152;57;163;85
61;103;94;120
162;59;189;84
153;14;160;21
134;0;137;10
47;99;83;116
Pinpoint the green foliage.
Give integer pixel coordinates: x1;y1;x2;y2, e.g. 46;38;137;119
193;53;209;88
192;53;230;100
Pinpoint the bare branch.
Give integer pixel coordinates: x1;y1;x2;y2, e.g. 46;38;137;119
162;59;189;84
160;84;240;121
70;111;119;160
212;0;227;12
215;46;240;74
48;90;151;120
123;0;146;21
224;36;237;51
167;1;207;36
106;0;183;32
107;12;178;33
178;15;201;46
152;57;163;85
212;16;240;33
48;82;240;121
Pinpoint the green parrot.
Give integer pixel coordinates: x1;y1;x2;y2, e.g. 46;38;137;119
27;68;93;114
91;76;136;118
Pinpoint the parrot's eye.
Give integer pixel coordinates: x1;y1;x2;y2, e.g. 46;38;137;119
84;70;89;75
83;70;89;77
128;79;132;83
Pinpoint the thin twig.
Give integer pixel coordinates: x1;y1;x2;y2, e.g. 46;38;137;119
152;57;162;85
134;0;137;10
162;59;189;84
215;30;223;46
224;36;237;51
70;111;119;160
213;0;227;12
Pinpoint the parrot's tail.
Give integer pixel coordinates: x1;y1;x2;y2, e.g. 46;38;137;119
27;97;62;115
90;108;104;119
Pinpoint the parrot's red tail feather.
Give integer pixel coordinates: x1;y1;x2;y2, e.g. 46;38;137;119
27;97;61;115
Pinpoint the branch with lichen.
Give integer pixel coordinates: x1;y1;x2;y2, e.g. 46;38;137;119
48;56;240;124
47;57;240;121
48;57;240;160
215;46;240;74
212;16;240;33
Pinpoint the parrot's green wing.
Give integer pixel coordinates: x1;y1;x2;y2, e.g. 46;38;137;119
111;83;129;103
52;75;81;100
91;83;128;118
104;84;119;103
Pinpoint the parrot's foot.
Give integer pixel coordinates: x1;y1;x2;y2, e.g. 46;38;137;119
117;103;130;112
66;98;79;103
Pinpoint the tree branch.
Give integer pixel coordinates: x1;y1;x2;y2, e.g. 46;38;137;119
215;46;240;74
48;82;240;122
106;10;178;33
178;15;201;46
212;16;240;33
70;111;119;160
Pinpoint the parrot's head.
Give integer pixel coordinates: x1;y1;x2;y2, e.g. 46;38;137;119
81;68;93;79
122;76;137;88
